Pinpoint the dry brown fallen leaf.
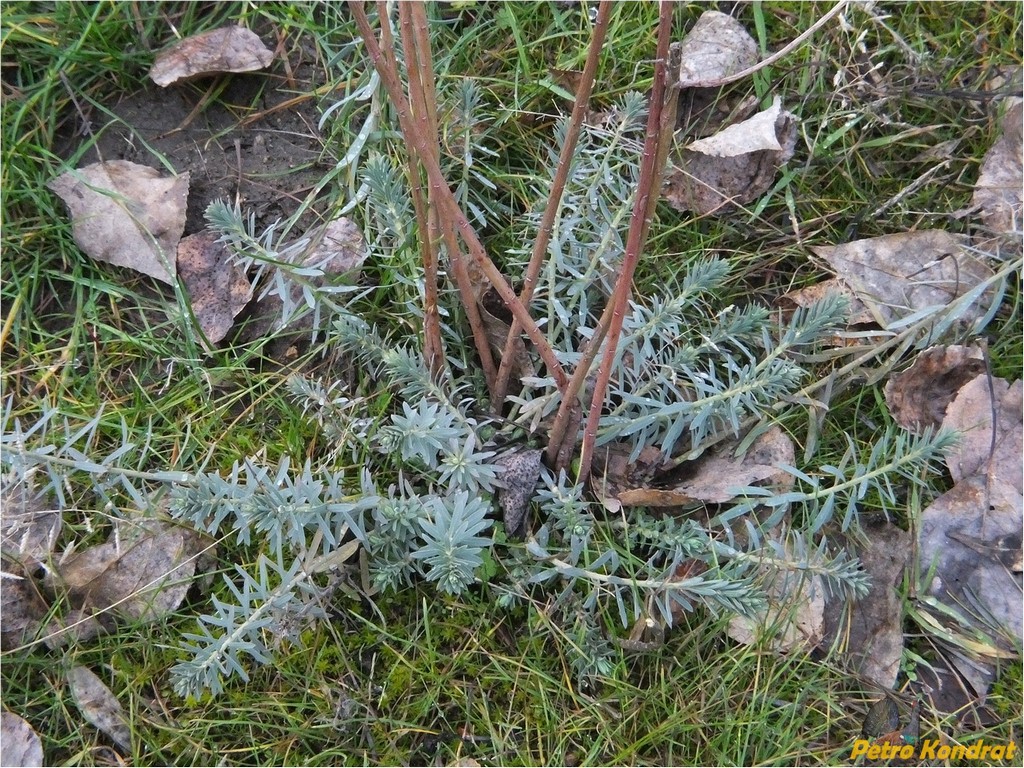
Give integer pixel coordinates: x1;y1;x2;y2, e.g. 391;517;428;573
811;230;995;329
671;11;760;140
917;475;1022;698
0;567;49;651
615;425;795;509
884;344;985;433
304;216;369;276
149;25;274;87
55;517;213;624
780;278;873;325
727;547;825;652
68;666;131;751
943;374;1022;487
494;447;543;539
778;279;879;347
664;97;797;216
822;521;910;689
237;215;367;356
914;373;1022;701
48;161;189;285
479;283;535;387
0;710;43;768
43;608;107;650
674;10;758;89
177;230;252;345
0;480;60;569
973;100;1022;244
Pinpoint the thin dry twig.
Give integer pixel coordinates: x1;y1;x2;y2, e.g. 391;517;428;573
492;1;614;407
396;2;445;378
544;1;679;472
575;0;679;481
349;1;567;393
689;0;850;88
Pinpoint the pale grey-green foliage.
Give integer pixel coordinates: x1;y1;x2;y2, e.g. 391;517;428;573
0;75;982;699
411;490;493;595
171;555;325;698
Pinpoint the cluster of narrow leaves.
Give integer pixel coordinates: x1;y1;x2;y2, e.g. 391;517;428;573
3;6;1020;728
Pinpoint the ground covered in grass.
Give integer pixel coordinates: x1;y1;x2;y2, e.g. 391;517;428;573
2;2;1022;766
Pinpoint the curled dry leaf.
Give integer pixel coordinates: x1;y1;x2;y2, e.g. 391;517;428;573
884;344;985;433
1;710;43;768
664;97;797;215
494;447;543;539
615;425;794;509
56;518;213;624
177;230;251;345
973;101;1022;243
687;98;795;157
150;25;274;87
811;231;995;329
943;375;1022;488
68;666;131;751
48;161;188;285
822;521;910;689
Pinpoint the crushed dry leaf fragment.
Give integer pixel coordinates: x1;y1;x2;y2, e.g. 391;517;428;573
177;230;252;344
150;25;274;87
68;666;132;751
0;710;43;768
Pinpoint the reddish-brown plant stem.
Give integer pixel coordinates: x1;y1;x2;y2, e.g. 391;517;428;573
492;0;613;407
545;0;678;475
350;2;567;392
395;2;444;378
577;0;678;482
405;3;503;400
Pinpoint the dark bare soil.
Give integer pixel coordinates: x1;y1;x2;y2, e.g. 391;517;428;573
55;36;332;236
